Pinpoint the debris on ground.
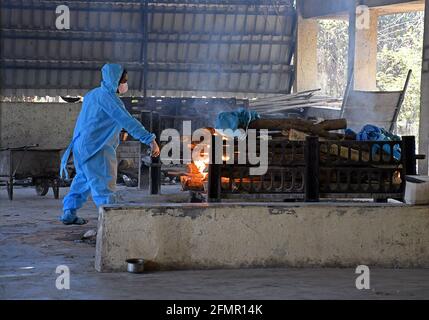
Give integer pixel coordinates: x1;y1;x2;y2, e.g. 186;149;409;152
82;229;97;239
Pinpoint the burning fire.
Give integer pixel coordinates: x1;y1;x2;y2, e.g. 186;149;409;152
180;130;234;192
194;159;209;179
180;153;210;192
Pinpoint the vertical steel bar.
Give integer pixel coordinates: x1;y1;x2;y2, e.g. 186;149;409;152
252;4;266;92
287;8;297;93
138;111;152;190
149;111;161;195
208;134;221;202
403;136;417;176
153;4;163;93
304;136;320;202
139;0;149;96
143;0;149;97
265;7;278;93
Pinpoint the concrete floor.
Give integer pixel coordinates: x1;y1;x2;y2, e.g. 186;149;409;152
1;185;429;300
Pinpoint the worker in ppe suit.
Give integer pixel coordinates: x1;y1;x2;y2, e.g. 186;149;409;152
59;63;160;225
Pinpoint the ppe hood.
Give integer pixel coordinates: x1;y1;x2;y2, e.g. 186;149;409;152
101;63;123;93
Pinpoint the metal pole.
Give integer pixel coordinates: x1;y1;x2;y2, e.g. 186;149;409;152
139;0;149;97
288;9;297;93
138;111;152;190
143;0;149;98
138;0;150;192
403;136;417;176
149;111;161;195
389;70;412;134
304;135;320;202
208;134;221;202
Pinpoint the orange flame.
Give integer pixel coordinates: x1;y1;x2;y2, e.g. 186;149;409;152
194;158;209;179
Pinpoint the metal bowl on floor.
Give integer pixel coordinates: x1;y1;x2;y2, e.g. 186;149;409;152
126;258;145;273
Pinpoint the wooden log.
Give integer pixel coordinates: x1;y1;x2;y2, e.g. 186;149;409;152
250;118;346;131
317;119;347;131
249;119;343;140
167;171;188;176
180;175;205;191
285;129;370;162
284;129;318;141
320;144;370;162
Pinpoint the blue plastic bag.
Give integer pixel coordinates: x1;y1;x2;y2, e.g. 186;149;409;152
215;108;260;132
356;124;401;160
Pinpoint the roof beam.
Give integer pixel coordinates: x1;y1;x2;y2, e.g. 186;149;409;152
299;0;424;18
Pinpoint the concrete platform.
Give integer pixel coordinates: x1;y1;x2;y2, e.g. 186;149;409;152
96;202;429;272
3;186;429;299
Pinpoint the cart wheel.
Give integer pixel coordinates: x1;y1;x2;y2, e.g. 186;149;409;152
35;182;49;196
52;180;60;199
6;180;13;200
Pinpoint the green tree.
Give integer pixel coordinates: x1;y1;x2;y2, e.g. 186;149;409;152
317;12;423;141
377;12;423;138
317;19;349;98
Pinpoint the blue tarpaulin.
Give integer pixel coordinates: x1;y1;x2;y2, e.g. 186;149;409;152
215;108;260;132
354;124;401;160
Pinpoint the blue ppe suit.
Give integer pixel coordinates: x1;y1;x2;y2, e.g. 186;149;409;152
60;63;155;214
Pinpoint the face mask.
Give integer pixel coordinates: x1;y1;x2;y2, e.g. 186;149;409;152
118;82;128;94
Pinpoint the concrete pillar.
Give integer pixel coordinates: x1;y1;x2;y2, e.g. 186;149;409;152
295;13;319;92
354;10;378;90
419;0;429;174
348;1;357;89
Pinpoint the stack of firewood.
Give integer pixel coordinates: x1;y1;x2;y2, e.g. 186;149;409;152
248;118;350;140
249;118;375;162
178;162;206;191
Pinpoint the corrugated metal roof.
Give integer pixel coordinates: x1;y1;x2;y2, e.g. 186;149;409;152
0;0;296;98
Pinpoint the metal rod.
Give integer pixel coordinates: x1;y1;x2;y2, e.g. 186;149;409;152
1;2;295;16
138;111;152;190
208;134;222;202
304;136;320;202
149;111;161;195
403;135;417;176
139;0;149;97
389;69;412;133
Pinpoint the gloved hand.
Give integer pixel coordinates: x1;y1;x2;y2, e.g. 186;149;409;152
150;140;160;157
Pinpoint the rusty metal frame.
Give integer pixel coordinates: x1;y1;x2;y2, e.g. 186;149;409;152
208;134;417;202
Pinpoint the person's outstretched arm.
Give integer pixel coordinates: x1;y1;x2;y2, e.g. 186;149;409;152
101;92;157;148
